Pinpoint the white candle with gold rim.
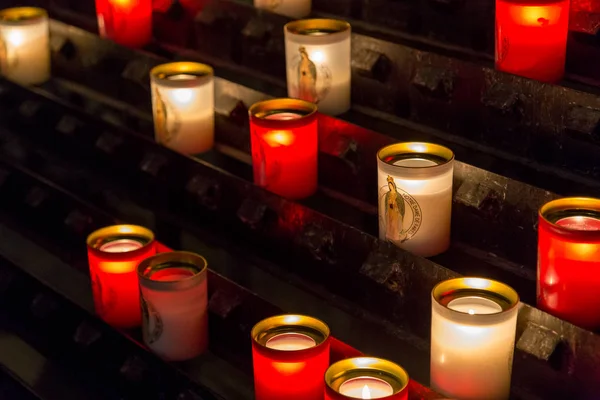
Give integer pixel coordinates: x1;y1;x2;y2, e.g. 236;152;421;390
431;277;520;400
150;62;215;155
254;0;311;18
0;7;49;86
377;142;454;257
284;19;351;116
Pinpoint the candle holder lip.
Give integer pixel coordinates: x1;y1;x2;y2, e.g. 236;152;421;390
325;356;409;396
432;277;519;318
251;314;330;355
0;7;47;24
150;62;214;88
377;142;454;169
137;251;208;292
249;98;317;120
87;224;155;260
539;197;600;238
285;18;351;36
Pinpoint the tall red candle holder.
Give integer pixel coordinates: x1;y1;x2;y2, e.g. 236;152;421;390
95;0;152;48
538;197;600;330
249;98;318;199
325;357;409;400
251;314;330;400
495;0;569;83
87;224;156;328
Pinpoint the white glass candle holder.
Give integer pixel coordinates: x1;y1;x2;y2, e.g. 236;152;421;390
138;251;208;361
377;142;454;257
0;7;49;86
150;62;215;155
431;277;520;400
254;0;311;19
284;19;351;116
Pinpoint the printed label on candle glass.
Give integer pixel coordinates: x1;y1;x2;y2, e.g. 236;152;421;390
291;46;332;104
263;0;282;10
91;271;117;317
141;295;163;344
251;130;281;189
507;348;514;374
153;87;182;146
379;175;422;244
0;37;17;75
497;35;510;65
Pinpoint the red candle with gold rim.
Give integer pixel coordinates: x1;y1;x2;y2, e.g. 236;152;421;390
495;0;569;83
538;197;600;330
251;314;330;400
87;224;156;328
325;357;409;400
95;0;152;48
249;98;318;199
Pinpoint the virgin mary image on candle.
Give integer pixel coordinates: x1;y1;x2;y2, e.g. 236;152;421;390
292;46;331;104
153;87;181;146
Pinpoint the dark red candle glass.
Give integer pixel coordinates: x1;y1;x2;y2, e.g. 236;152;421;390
538;197;600;330
95;0;152;48
249;98;318;199
87;224;156;328
325;357;409;400
251;314;330;400
495;0;569;83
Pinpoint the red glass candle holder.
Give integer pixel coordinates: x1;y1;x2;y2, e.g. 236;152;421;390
95;0;152;48
495;0;569;83
538;198;600;330
251;314;330;400
87;224;156;328
325;357;409;400
249;98;318;199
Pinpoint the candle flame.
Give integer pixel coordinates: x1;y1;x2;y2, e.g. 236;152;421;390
263;130;294;147
362;385;371;399
6;31;24;46
171;88;194;105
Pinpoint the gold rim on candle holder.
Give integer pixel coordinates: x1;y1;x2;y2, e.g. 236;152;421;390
137;251;208;291
285;18;350;37
325;357;409;396
252;314;330;351
432;277;519;317
87;225;155;255
249;98;318;121
150;62;214;88
377;142;454;169
0;7;47;24
540;197;600;232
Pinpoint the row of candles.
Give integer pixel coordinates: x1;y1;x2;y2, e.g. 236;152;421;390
89;224;520;399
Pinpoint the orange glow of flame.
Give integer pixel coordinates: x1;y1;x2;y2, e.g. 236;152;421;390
510;5;561;26
263;130;295;147
362;385;371;399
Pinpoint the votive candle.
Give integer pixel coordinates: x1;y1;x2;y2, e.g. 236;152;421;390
254;0;311;18
95;0;152;48
0;7;49;86
252;314;330;400
150;62;215;155
377;142;454;257
138;251;209;361
87;224;156;328
284;19;351;116
431;277;519;400
538;197;600;330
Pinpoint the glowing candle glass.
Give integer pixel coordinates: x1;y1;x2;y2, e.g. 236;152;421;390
138;251;208;361
249;98;318;199
0;7;49;86
254;0;311;18
431;277;519;400
284;19;351;116
325;357;409;400
377;142;454;257
495;0;569;83
538;197;600;330
252;314;330;400
87;225;156;328
150;62;215;155
95;0;152;48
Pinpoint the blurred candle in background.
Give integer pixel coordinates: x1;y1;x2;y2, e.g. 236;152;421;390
377;142;454;258
254;0;311;19
495;0;569;83
284;19;351;116
249;98;318;199
95;0;152;48
0;7;49;86
87;225;156;328
538;197;600;330
252;314;330;400
138;251;209;361
150;62;215;155
431;277;519;400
